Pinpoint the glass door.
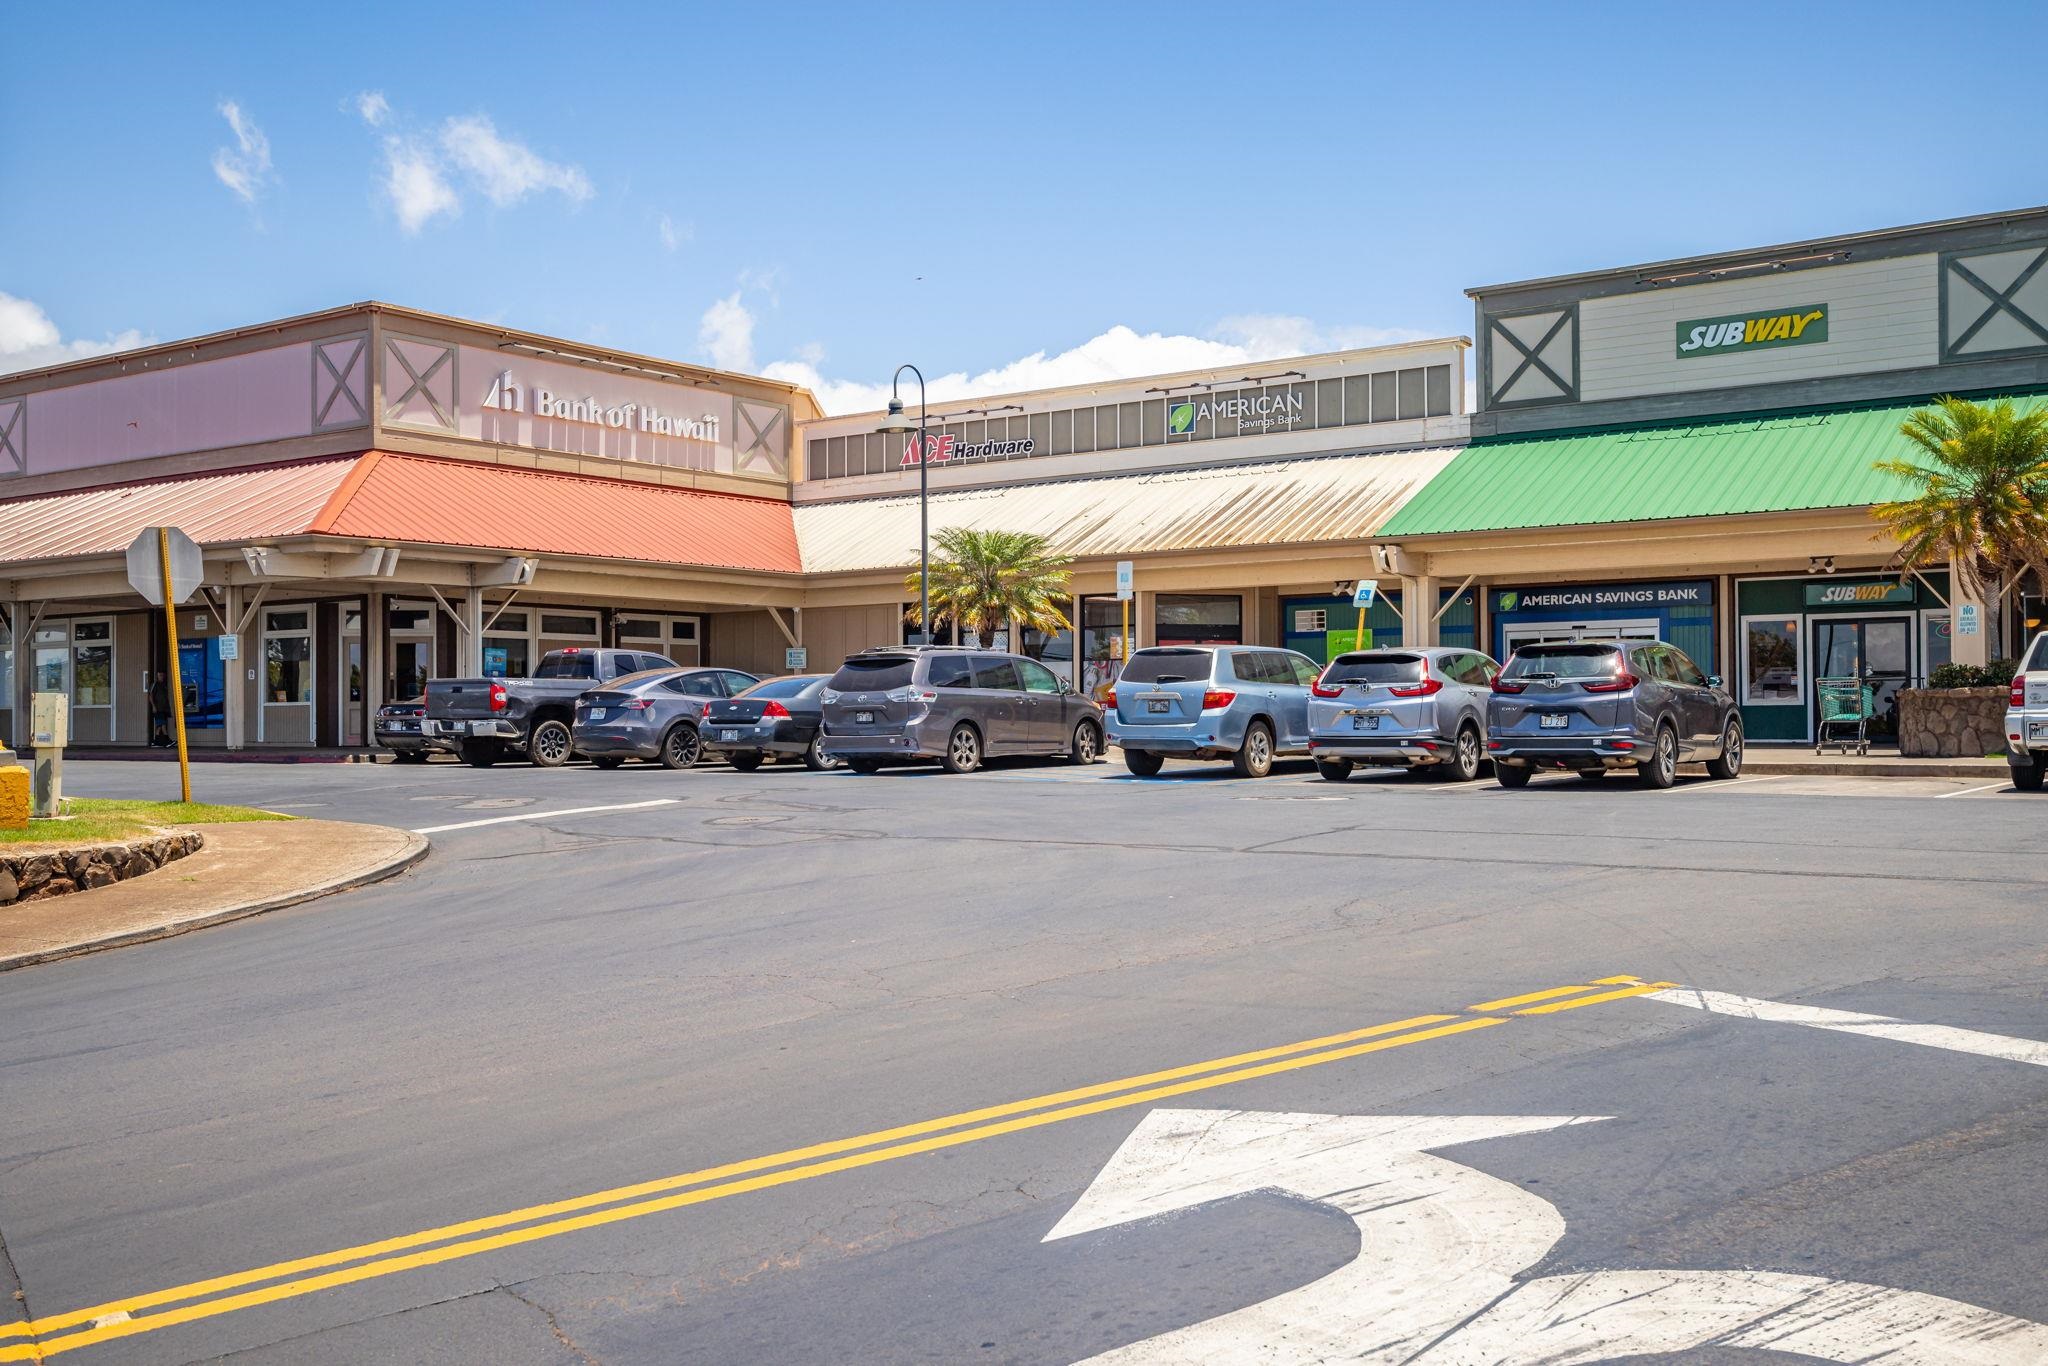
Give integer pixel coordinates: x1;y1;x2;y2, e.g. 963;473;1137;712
1812;616;1911;739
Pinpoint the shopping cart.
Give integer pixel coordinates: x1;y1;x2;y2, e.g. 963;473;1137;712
1815;675;1876;756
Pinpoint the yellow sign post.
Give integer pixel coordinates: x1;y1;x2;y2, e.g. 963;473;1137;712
157;528;192;802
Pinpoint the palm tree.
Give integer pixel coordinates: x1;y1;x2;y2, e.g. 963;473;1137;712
906;527;1074;647
1873;395;2048;658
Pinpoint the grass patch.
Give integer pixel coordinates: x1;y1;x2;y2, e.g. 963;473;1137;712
2;798;292;848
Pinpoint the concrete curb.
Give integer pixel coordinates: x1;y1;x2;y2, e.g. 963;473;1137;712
0;829;431;972
1741;758;2010;778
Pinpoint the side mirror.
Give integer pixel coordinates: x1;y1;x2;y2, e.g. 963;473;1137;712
1708;675;1724;688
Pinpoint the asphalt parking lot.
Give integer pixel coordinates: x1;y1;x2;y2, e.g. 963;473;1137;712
4;752;2047;1363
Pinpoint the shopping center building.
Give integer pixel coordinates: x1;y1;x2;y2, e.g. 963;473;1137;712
2;206;2043;751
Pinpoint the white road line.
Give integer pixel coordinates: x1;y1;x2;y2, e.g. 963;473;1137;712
1660;774;1790;794
1645;987;2048;1067
412;798;681;834
1933;780;2012;798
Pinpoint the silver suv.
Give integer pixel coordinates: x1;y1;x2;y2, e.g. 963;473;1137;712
1105;646;1321;779
2005;631;2048;791
1487;640;1742;789
1308;647;1498;781
820;647;1105;775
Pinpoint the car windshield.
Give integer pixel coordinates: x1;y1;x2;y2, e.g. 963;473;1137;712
607;668;681;691
829;656;914;691
1121;648;1212;684
534;653;597;680
740;676;818;700
1323;654;1424;685
1503;644;1624;681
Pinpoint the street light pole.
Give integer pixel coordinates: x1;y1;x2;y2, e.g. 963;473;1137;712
876;365;930;643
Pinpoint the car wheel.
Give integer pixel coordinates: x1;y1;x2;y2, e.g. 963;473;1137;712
528;719;573;768
2013;757;2046;791
941;723;983;775
1637;724;1678;789
1495;763;1533;788
1706;717;1745;780
804;734;841;771
591;756;625;770
1231;721;1275;778
1067;720;1102;765
847;756;884;774
458;739;499;768
1123;749;1165;777
1446;725;1483;782
659;723;702;770
1316;758;1352;782
728;751;764;772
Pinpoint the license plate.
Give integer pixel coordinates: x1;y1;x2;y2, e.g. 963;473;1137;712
590;708;607;722
2031;722;2048;741
1352;714;1378;731
855;710;874;724
1147;699;1170;713
1539;713;1568;729
721;729;740;742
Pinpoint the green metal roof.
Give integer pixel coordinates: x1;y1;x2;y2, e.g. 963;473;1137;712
1378;391;2048;537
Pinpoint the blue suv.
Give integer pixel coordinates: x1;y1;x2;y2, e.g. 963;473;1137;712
1487;640;1742;789
1106;645;1322;778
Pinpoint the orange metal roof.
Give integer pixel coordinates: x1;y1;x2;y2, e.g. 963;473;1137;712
312;452;801;573
0;452;804;575
0;459;357;562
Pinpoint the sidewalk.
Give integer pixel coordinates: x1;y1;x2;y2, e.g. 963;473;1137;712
61;747;385;764
1741;746;2009;778
0;819;428;970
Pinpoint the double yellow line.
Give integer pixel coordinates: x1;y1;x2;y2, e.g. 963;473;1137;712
0;974;1671;1361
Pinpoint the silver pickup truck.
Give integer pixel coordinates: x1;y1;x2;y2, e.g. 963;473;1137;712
2007;631;2048;791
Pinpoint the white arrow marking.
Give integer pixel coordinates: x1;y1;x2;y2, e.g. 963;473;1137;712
1645;986;2048;1068
1052;1108;2048;1364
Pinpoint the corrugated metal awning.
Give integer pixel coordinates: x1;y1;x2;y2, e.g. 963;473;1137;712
0;459;357;562
792;448;1461;574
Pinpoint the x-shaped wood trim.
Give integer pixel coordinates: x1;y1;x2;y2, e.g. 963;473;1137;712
1949;249;2048;354
315;339;368;426
386;341;454;428
1491;310;1573;402
0;399;21;473
735;402;786;472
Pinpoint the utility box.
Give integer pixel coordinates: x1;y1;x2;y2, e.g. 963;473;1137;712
30;691;66;818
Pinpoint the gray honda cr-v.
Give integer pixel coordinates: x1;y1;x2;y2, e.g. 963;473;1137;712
1487;640;1742;789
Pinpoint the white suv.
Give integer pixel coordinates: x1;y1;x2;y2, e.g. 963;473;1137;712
2006;631;2048;792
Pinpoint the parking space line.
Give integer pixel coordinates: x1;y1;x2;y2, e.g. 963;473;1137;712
1934;781;2011;799
1641;987;2048;1067
3;975;1653;1359
411;799;680;834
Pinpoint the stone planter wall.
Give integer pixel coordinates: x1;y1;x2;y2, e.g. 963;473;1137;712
1897;687;2009;758
0;831;204;905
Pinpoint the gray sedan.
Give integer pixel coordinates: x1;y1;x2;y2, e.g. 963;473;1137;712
1307;647;1498;781
571;667;762;769
1487;639;1742;789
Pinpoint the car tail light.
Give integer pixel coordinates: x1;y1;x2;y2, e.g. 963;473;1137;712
1200;689;1236;710
700;702;714;717
1388;674;1443;697
1610;739;1635;750
1487;739;1503;750
762;700;791;719
1309;680;1343;699
1581;671;1640;694
1490;677;1527;695
2014;678;2028;706
622;699;652;712
488;683;507;712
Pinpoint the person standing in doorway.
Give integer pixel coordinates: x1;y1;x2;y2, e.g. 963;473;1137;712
149;670;171;747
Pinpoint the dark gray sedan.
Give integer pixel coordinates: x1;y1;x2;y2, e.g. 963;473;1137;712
571;667;761;769
1487;640;1742;789
701;675;837;771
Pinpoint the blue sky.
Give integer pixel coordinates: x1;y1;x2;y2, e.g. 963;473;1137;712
3;1;2043;410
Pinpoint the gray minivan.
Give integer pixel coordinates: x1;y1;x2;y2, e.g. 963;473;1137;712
819;647;1105;775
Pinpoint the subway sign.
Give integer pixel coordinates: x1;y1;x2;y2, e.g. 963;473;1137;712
1805;580;1914;607
1675;303;1827;359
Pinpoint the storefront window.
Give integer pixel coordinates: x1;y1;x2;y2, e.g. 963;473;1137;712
71;619;113;708
0;621;12;710
264;610;313;705
1019;622;1075;686
1079;597;1128;702
1741;618;1803;704
1921;612;1952;683
1155;594;1242;647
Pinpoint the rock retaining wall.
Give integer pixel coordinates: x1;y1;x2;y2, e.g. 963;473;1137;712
0;831;205;905
1898;687;2009;758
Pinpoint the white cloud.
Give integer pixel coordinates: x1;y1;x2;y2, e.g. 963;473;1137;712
354;90;391;126
0;293;151;375
439;114;592;207
210;100;273;203
381;136;460;233
698;292;755;371
759;315;1434;415
658;213;690;251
